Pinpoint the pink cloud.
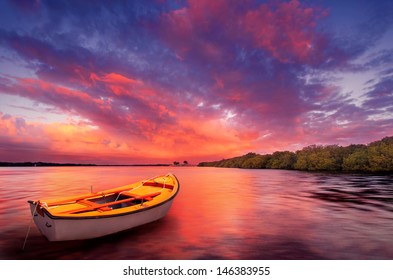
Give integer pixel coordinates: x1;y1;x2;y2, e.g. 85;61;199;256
0;72;259;163
159;0;327;64
244;0;327;63
159;0;240;62
95;73;142;86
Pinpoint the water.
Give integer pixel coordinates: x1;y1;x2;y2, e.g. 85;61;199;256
0;166;392;260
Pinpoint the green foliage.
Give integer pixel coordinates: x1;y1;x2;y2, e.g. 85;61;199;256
341;144;367;171
294;145;343;171
198;136;393;173
342;148;369;171
242;154;271;169
217;153;258;168
198;153;268;169
267;151;296;169
367;137;393;172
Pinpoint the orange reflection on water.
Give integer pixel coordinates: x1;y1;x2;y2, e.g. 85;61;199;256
1;166;393;260
170;169;322;259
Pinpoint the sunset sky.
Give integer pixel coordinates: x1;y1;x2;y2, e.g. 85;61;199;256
0;0;392;164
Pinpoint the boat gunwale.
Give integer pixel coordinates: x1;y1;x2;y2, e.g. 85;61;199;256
28;174;180;220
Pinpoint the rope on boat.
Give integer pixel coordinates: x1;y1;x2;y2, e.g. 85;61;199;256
114;174;164;202
22;202;39;251
114;174;171;205
161;176;167;191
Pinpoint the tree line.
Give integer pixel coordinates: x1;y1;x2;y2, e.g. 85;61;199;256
198;136;393;172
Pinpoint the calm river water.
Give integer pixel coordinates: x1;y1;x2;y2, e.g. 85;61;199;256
0;166;392;260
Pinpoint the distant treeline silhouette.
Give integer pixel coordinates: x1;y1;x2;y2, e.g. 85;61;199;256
0;162;97;167
0;162;170;167
198;136;393;172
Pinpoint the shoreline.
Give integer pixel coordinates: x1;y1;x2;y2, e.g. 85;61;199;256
0;162;171;167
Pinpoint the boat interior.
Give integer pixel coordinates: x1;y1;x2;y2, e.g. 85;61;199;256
88;193;144;209
54;188;163;215
31;175;178;217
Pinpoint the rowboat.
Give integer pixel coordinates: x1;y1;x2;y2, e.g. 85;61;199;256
27;173;180;241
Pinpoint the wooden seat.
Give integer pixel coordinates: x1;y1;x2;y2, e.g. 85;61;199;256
78;200;100;208
121;191;161;200
59;191;162;215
